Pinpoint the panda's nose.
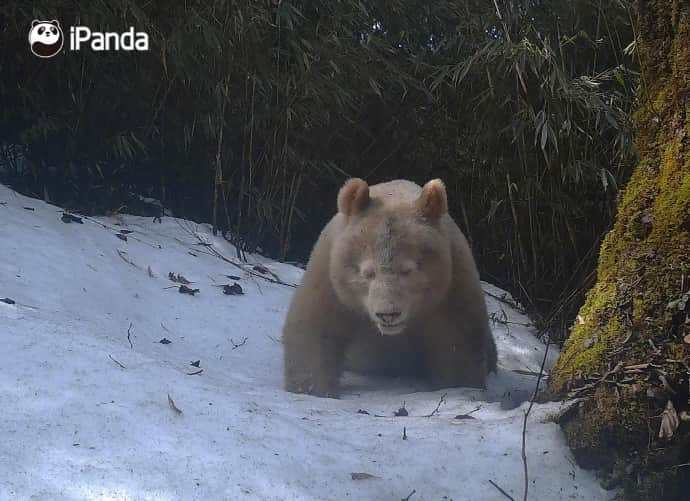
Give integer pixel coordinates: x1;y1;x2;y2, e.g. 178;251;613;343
376;312;401;324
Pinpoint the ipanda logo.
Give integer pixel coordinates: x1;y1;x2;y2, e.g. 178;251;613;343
29;19;149;58
29;20;64;58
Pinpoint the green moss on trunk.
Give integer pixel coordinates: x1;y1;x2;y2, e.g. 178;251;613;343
547;0;690;498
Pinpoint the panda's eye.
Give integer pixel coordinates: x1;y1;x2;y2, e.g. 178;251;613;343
399;261;417;276
51;27;57;34
361;267;375;280
38;27;45;35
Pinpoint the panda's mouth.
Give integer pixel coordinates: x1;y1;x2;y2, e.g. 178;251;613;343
377;322;405;335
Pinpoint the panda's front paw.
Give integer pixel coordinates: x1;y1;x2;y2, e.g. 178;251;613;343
285;374;340;398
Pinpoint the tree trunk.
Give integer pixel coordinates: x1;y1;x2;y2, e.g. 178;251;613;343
546;1;690;499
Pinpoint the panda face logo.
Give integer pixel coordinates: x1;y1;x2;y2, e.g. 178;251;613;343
29;20;64;58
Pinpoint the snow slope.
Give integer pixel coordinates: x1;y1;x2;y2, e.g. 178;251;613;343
0;184;612;501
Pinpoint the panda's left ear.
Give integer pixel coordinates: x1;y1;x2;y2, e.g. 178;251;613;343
32;20;40;27
50;20;60;27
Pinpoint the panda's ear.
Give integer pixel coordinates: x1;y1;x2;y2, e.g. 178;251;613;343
32;20;40;27
417;179;448;221
50;20;60;27
337;178;370;217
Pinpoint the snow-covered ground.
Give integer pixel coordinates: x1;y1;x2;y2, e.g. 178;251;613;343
0;183;612;501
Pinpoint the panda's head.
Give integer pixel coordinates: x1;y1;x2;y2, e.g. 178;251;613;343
29;20;64;58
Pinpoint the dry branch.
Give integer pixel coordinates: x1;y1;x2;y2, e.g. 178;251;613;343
522;340;551;501
108;354;126;369
423;393;447;417
126;323;134;349
176;220;297;288
489;479;516;501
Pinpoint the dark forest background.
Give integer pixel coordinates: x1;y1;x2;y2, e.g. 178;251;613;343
0;0;638;339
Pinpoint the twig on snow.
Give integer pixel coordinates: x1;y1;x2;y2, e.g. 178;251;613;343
117;249;140;269
108;354;126;369
483;289;526;314
521;340;551;501
455;405;482;420
176;220;297;288
401;489;416;501
512;369;550;378
423;392;447;417
489;479;516;501
127;322;134;349
251;263;285;285
74;212;160;248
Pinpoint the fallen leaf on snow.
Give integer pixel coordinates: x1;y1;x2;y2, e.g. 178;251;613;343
350;472;378;481
394;405;408;417
178;285;200;295
61;213;83;224
223;283;244;295
169;272;191;284
167;394;182;415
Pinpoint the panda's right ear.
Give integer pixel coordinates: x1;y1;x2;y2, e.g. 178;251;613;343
32;20;40;27
337;178;370;217
50;20;60;27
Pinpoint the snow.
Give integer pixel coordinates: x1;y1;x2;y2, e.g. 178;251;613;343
0;183;612;501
